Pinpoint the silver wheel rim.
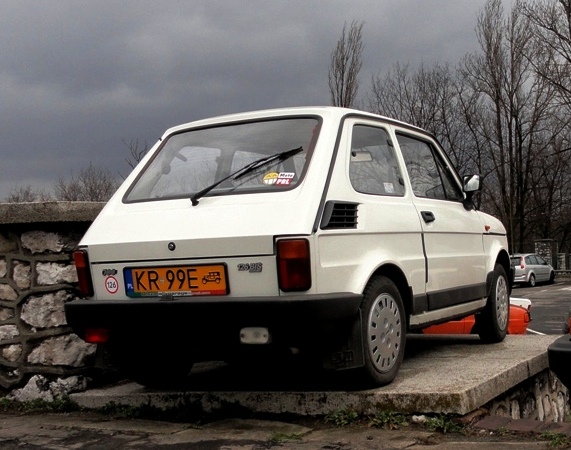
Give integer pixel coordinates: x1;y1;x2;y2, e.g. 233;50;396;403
496;275;509;330
366;293;402;374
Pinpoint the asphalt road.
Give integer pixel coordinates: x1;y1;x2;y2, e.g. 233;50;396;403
511;274;571;335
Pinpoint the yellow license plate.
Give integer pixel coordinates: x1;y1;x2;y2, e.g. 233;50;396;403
124;264;228;297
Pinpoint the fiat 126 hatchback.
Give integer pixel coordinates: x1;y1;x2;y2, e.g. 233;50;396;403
65;107;512;388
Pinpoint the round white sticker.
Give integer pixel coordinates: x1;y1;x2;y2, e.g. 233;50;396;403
105;276;119;294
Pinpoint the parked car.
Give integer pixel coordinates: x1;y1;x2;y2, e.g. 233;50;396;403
64;107;511;388
422;297;531;335
510;253;555;287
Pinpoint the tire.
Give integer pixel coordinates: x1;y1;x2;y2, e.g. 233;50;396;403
356;276;406;386
549;271;555;284
528;273;536;287
476;264;509;343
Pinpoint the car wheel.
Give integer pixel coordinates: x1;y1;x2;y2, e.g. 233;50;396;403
528;273;536;287
549;271;555;284
476;264;509;343
356;275;406;386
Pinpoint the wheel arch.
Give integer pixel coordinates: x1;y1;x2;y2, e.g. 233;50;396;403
367;263;413;321
495;249;512;295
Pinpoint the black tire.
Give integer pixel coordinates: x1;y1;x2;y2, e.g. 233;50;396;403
356;276;406;386
549;271;555;284
476;264;509;343
528;273;536;287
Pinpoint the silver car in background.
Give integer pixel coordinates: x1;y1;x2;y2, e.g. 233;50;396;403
511;253;555;287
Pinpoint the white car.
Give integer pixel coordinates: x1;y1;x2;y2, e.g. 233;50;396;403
65;107;512;388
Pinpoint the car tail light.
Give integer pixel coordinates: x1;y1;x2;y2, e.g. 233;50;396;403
520;258;525;270
277;239;311;291
73;250;94;297
84;327;109;344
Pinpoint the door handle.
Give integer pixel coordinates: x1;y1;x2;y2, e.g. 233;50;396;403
421;211;435;223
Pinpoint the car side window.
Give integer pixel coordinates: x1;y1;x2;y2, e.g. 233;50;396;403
349;125;405;196
525;255;534;265
396;133;462;201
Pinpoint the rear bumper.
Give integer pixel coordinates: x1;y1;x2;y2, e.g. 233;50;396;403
513;274;527;283
65;293;362;352
548;334;571;389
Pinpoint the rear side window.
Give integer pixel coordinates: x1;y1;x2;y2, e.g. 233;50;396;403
397;133;462;201
349;125;404;196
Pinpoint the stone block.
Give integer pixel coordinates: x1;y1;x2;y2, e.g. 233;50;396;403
21;291;70;328
0;284;17;302
36;262;77;285
13;261;31;289
21;231;63;254
0;325;19;341
0;259;6;278
27;334;96;367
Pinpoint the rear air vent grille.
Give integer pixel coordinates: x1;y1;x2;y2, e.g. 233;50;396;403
320;201;359;229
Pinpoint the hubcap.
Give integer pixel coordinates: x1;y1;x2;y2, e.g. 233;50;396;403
366;293;402;373
496;275;509;330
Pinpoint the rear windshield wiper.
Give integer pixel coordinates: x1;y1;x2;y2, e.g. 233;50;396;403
191;146;303;206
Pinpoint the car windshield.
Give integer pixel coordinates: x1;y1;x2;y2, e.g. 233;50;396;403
124;117;320;203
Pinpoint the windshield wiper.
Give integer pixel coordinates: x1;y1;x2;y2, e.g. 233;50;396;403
191;146;303;206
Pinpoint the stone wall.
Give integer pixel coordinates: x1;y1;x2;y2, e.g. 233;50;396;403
0;202;104;398
486;369;569;422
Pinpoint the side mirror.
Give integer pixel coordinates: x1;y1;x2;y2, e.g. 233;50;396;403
462;174;483;210
463;174;482;193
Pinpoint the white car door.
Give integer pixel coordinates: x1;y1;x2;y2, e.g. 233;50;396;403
394;129;488;312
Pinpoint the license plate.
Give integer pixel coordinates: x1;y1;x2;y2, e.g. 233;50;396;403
124;264;228;297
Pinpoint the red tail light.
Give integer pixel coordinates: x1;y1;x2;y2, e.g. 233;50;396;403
84;327;109;344
73;250;94;297
520;258;525;270
277;239;311;291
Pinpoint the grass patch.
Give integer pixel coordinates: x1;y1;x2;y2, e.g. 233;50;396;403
541;431;571;448
324;409;360;427
369;410;409;430
424;414;463;434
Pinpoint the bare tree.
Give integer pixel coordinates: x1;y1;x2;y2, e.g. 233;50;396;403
53;163;119;202
521;0;571;110
458;0;571;252
368;62;473;174
328;20;364;108
123;138;149;170
4;186;52;203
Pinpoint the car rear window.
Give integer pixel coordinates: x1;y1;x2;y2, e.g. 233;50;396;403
124;117;320;203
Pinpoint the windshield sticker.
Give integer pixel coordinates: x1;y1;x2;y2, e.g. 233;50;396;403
384;182;395;194
263;172;295;186
263;172;279;185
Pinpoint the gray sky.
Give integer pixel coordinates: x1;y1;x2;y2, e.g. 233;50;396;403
0;0;504;200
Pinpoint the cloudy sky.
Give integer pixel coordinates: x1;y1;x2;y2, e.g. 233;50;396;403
0;0;510;200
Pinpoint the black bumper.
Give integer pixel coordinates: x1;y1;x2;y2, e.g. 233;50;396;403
65;293;362;350
548;334;571;390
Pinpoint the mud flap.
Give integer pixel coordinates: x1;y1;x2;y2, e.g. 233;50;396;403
322;311;365;370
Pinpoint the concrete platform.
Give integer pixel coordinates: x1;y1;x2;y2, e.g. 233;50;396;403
71;335;560;418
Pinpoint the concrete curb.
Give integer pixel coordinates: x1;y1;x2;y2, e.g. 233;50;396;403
72;335;560;418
